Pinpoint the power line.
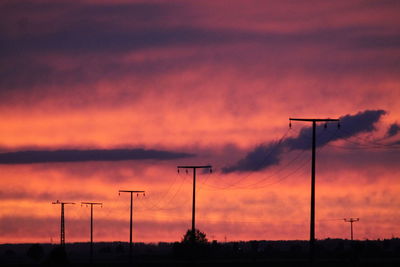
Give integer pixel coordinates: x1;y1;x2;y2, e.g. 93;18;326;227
140;174;190;211
201;155;310;191
202;126;333;191
148;168;183;207
331;128;400;148
202;127;333;191
205;129;292;189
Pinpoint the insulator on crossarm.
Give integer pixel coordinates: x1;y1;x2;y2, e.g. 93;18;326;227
186;169;188;174
144;192;146;197
324;123;327;129
210;168;212;173
177;169;180;174
338;122;341;129
289;122;292;129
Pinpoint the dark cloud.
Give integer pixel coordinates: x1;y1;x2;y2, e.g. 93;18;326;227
386;123;400;137
284;110;386;150
223;110;386;173
2;24;399;57
0;148;193;164
1;1;399;110
222;142;282;173
2;26;399;109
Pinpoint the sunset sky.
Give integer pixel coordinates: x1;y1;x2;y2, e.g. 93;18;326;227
1;0;400;244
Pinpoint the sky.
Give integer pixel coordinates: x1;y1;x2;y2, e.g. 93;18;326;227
0;0;400;244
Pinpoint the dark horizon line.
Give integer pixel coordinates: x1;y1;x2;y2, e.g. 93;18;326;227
1;237;397;246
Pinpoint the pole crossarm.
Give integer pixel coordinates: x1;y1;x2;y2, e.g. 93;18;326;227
118;190;146;197
52;200;76;205
344;218;360;223
289;118;339;122
177;165;212;169
81;202;103;206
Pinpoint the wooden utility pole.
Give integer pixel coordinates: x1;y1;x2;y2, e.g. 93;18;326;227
344;218;359;241
177;165;212;240
81;202;102;263
289;118;339;265
119;190;145;262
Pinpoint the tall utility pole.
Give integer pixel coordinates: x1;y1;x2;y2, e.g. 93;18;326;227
344;218;359;241
119;190;145;262
52;200;75;246
177;165;212;240
289;118;339;265
81;202;103;263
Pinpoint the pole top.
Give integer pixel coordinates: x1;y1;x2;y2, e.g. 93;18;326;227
81;202;103;205
289;118;339;122
52;200;75;205
177;165;212;169
344;218;360;222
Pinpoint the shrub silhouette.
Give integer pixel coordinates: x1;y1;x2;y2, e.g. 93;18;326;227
173;229;210;258
181;228;208;244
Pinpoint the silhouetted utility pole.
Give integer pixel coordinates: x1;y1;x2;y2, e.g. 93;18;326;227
177;165;212;240
289;118;339;265
81;202;102;263
344;218;359;241
52;200;75;246
119;190;145;262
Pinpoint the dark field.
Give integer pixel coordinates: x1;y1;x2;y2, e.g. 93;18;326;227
1;239;400;266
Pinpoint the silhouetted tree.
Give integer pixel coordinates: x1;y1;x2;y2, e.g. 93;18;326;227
181;228;208;244
173;229;210;258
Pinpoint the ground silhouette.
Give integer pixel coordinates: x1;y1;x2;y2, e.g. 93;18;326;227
1;238;400;266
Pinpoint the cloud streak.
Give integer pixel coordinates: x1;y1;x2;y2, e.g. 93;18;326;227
223;110;386;173
0;148;193;164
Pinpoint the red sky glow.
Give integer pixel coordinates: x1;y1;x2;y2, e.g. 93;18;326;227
0;0;400;244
